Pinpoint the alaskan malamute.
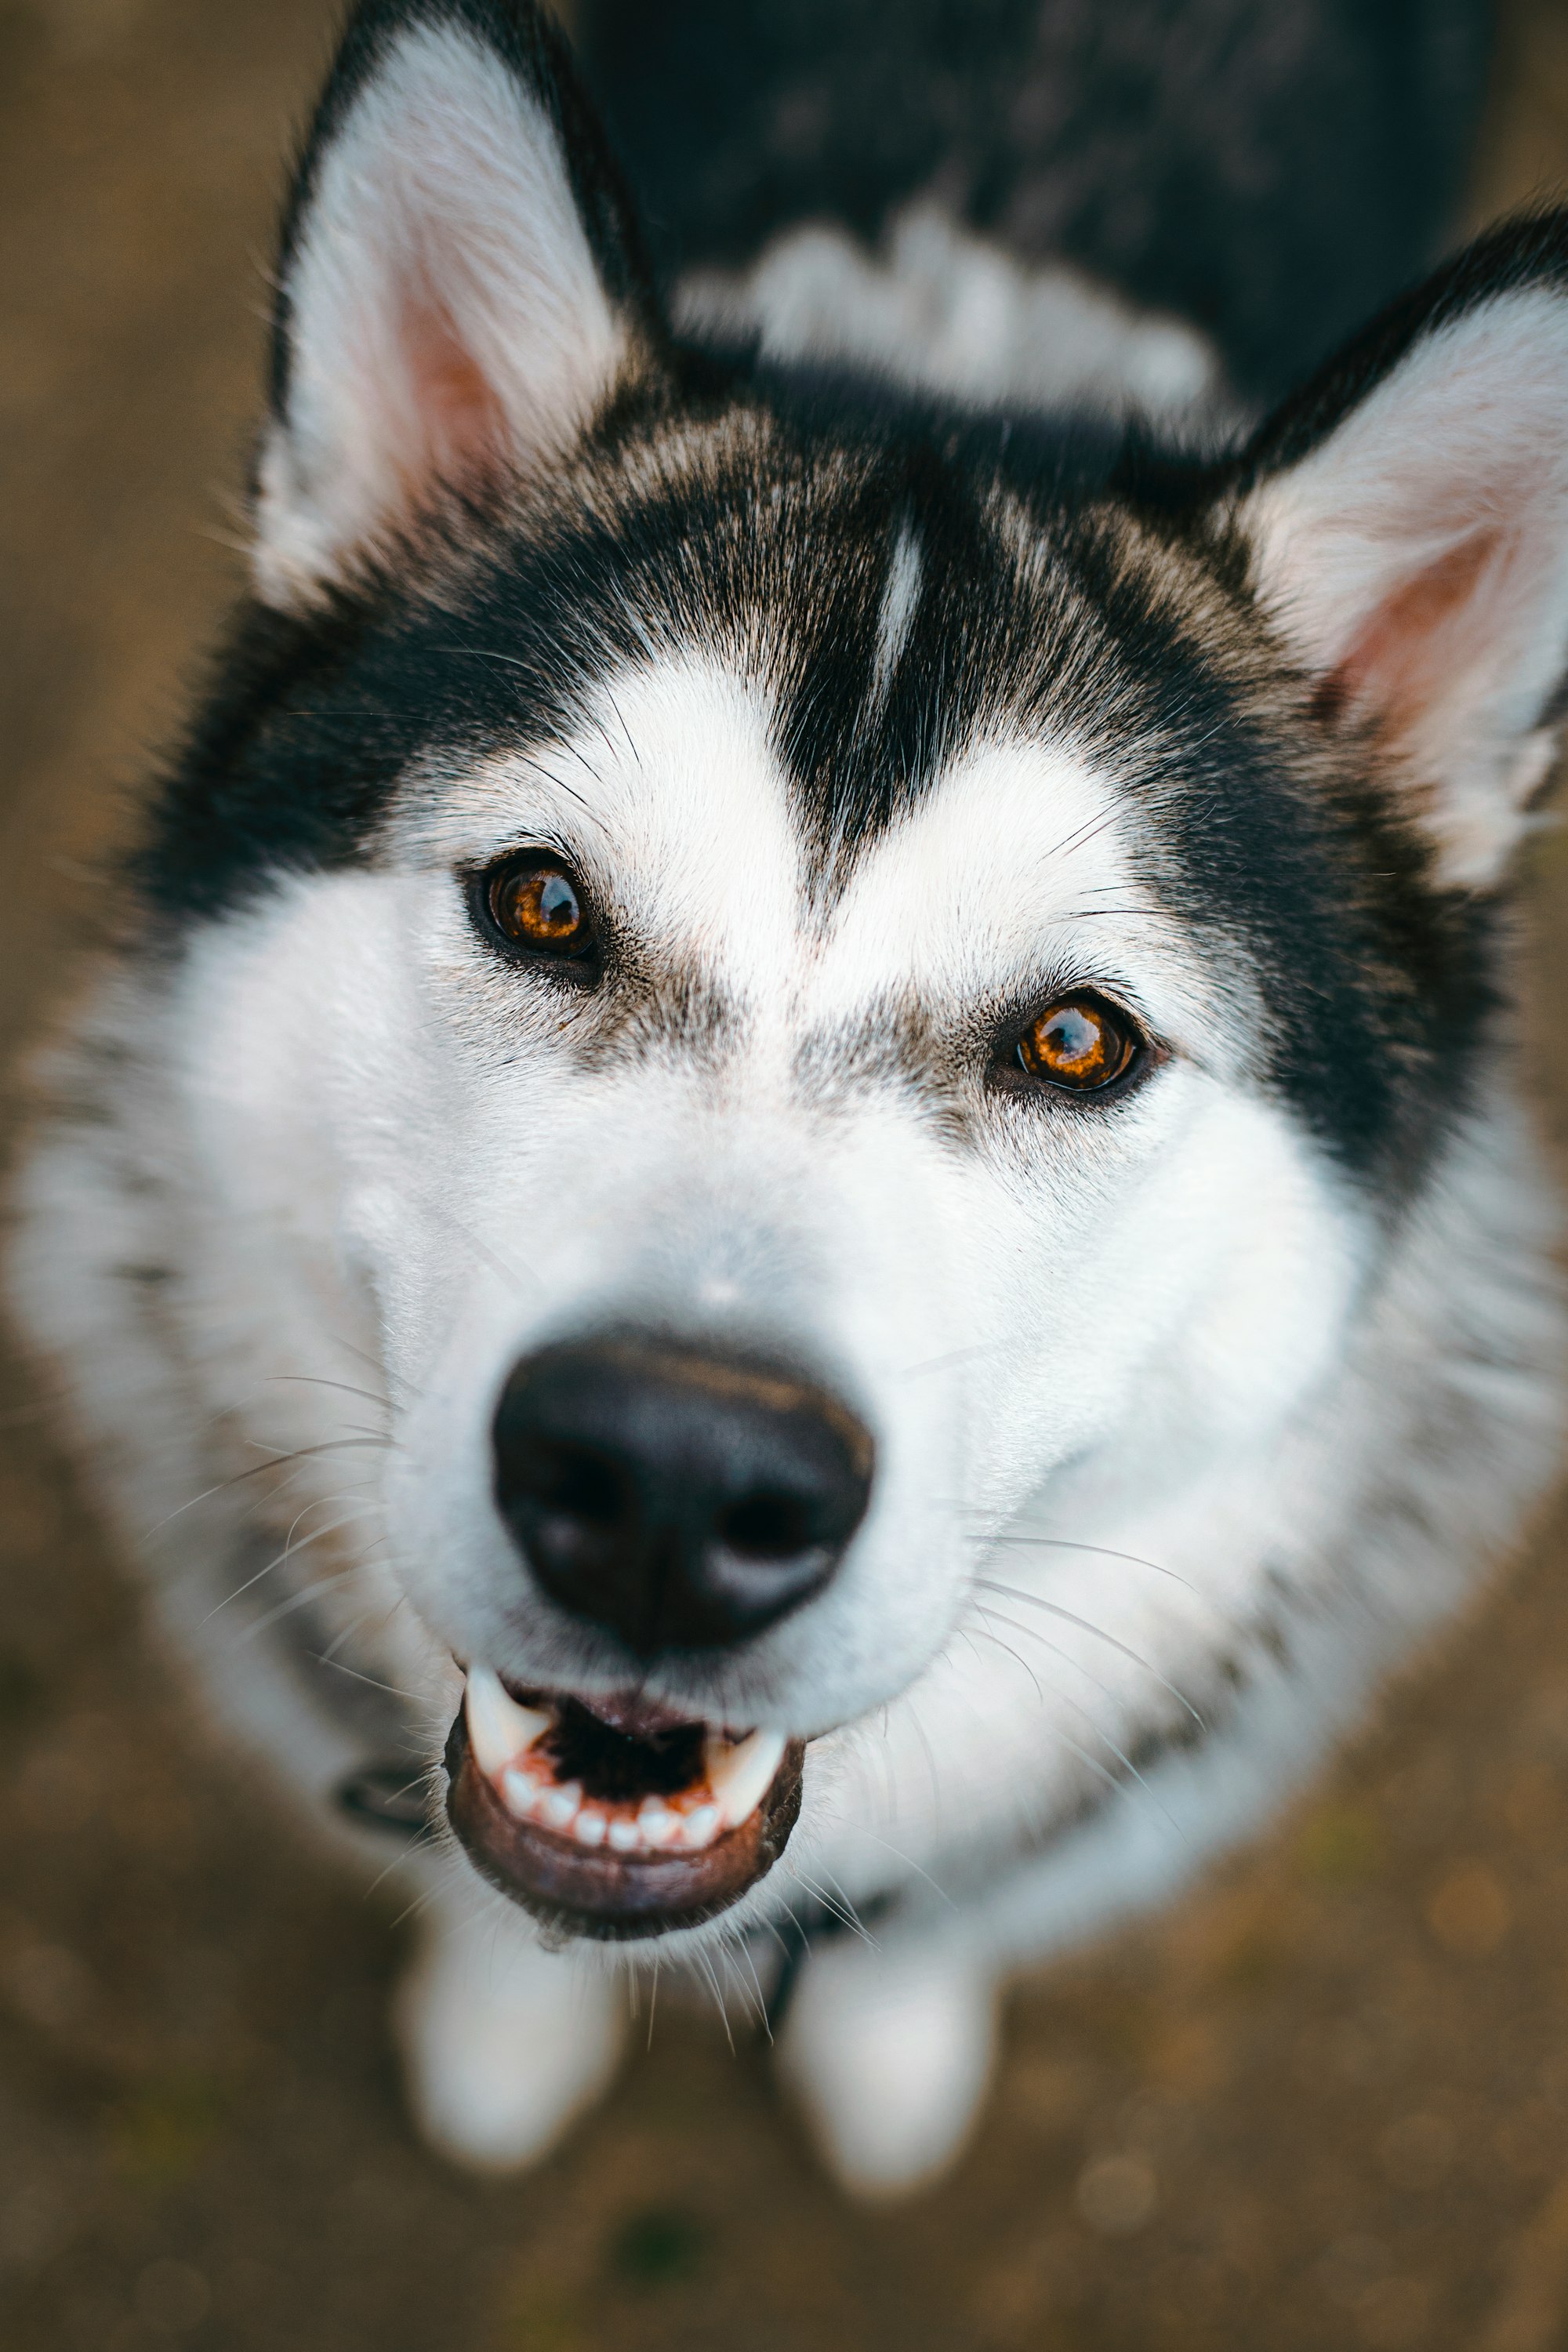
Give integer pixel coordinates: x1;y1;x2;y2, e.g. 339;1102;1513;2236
14;0;1568;2195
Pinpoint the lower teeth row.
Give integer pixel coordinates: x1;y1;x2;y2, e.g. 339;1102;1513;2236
499;1755;723;1853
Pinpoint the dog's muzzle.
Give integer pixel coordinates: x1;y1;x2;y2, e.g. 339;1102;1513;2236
444;1335;871;1934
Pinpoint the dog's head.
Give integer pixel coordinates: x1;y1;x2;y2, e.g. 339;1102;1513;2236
154;0;1568;1943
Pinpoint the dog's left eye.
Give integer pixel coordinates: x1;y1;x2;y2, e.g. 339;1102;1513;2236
481;855;597;963
1014;995;1141;1092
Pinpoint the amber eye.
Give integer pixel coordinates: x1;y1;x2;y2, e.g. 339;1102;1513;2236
485;856;596;960
1016;995;1138;1092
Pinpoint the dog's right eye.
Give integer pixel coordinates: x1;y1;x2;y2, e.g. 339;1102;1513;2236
480;855;598;964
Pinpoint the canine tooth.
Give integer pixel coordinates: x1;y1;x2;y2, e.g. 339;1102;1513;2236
575;1809;608;1847
681;1803;721;1849
464;1667;551;1778
705;1728;789;1828
607;1817;641;1853
539;1782;582;1830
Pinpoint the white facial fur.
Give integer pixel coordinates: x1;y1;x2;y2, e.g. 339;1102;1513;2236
147;649;1370;1900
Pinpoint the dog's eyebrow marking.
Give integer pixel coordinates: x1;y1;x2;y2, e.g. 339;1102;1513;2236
575;949;748;1073
867;518;924;717
792;993;967;1120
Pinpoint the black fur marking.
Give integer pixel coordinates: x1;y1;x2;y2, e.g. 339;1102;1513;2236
140;16;1553;1198
140;365;1492;1194
141;372;1127;923
135;593;415;920
579;0;1490;404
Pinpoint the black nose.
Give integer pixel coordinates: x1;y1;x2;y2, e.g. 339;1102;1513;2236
492;1338;875;1653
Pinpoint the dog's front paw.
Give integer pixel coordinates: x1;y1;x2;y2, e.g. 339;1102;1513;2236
393;1905;625;2172
775;1934;997;2198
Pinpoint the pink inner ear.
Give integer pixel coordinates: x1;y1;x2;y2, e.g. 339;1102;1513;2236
1317;528;1504;734
398;288;510;494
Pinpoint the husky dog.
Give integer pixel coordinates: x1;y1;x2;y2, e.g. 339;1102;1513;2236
13;0;1568;2198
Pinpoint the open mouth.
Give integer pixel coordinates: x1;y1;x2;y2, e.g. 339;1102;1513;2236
445;1668;805;1940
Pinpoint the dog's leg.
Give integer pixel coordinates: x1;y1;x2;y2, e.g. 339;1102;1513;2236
392;1891;626;2171
775;1932;998;2197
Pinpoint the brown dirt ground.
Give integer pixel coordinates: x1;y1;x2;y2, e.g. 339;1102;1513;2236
5;3;1568;2347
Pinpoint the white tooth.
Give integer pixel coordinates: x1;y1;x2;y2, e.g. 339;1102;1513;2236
681;1803;721;1849
607;1817;641;1853
501;1767;543;1821
464;1667;551;1778
705;1729;789;1828
575;1809;608;1847
637;1802;678;1848
539;1782;582;1830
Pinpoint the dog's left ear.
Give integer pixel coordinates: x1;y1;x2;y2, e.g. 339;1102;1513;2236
254;0;662;609
1220;216;1568;888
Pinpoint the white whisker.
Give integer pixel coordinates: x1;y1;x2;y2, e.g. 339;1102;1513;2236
975;1578;1207;1727
970;1608;1186;1841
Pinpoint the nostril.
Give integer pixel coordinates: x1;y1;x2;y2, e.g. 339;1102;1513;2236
528;1441;627;1528
719;1490;819;1562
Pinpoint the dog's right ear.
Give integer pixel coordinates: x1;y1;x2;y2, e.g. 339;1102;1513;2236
254;0;662;610
1209;214;1568;890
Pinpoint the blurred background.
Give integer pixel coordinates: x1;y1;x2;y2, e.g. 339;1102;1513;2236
4;2;1568;2347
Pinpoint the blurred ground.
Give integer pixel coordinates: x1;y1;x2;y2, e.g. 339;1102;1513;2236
5;2;1568;2347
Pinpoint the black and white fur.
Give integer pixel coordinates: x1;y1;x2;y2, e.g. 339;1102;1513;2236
13;0;1568;2194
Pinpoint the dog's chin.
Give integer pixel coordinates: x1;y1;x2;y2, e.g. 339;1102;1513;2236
443;1668;805;1942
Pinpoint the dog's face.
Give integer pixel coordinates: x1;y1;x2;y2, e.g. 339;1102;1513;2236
152;3;1568;1944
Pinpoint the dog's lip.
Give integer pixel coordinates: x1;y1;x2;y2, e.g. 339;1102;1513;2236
444;1668;805;1941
